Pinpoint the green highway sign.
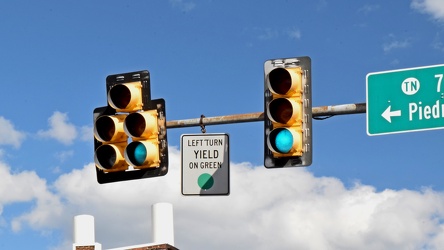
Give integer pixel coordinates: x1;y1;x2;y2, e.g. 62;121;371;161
366;64;444;136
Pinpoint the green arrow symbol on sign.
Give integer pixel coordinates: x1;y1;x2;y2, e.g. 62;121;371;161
381;105;402;123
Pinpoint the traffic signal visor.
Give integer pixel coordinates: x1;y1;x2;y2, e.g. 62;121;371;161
108;81;143;112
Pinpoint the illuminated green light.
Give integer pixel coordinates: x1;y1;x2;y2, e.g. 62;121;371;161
127;142;147;166
275;129;293;153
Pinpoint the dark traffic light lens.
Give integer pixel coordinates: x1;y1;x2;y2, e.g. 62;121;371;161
96;145;117;169
268;98;293;124
109;84;131;109
269;68;291;95
126;142;147;166
125;113;146;137
95;116;115;141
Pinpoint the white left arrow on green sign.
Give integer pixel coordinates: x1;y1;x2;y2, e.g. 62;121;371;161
381;105;401;123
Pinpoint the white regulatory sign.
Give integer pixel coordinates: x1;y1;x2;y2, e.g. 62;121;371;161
181;133;229;196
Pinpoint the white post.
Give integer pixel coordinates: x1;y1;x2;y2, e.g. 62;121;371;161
74;215;95;245
152;202;175;246
73;214;102;250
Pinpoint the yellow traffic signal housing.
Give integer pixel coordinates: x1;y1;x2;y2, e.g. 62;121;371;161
94;114;127;172
93;70;168;184
264;57;312;167
124;110;161;169
108;81;143;112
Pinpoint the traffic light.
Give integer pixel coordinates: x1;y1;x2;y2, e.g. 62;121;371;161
264;57;312;168
93;70;168;184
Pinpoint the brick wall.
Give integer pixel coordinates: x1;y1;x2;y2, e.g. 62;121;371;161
75;246;96;250
75;244;177;250
125;244;178;250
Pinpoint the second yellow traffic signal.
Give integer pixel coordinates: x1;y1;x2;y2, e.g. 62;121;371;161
93;71;168;184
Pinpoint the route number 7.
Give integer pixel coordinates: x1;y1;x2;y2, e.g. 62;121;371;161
436;74;443;92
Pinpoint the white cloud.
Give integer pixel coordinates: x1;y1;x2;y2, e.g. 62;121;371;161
316;0;328;11
169;0;196;12
256;27;302;41
390;58;400;66
0;116;26;148
1;147;444;249
358;4;380;14
55;150;74;163
411;0;444;21
383;35;411;52
0;162;40;205
37;112;77;145
286;28;302;40
258;28;279;40
431;32;444;52
383;40;410;52
79;125;92;142
0;160;61;233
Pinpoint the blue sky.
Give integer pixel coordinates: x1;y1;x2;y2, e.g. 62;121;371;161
1;0;444;249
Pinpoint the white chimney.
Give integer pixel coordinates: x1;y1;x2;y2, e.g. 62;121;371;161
152;202;175;246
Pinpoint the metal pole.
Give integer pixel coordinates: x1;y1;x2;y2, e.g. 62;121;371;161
166;102;366;129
